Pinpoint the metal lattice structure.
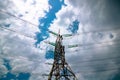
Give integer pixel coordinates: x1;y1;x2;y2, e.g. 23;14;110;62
47;30;77;80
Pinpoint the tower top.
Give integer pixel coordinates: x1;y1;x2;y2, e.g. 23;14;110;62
47;30;77;80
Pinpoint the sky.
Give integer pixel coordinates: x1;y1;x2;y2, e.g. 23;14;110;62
0;0;120;80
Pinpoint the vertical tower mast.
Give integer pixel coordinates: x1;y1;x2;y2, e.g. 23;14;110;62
48;30;77;80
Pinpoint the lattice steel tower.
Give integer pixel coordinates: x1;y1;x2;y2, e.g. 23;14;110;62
47;30;77;80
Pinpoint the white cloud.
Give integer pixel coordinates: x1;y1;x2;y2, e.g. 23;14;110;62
47;0;120;80
0;0;120;80
0;27;51;79
0;0;51;79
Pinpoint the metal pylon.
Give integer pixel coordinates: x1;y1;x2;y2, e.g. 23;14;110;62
48;34;77;80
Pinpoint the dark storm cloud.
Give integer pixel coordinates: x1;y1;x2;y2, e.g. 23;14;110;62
104;0;120;26
0;0;15;28
69;0;120;28
0;0;9;9
65;0;120;80
0;0;14;19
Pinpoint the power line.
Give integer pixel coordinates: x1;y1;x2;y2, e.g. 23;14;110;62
1;24;120;65
46;55;120;66
66;27;120;37
75;67;120;74
45;50;120;68
0;9;120;36
67;38;120;48
2;25;120;73
1;9;120;50
33;67;120;76
2;27;120;76
1;25;120;52
0;9;38;27
1;9;120;48
71;59;120;68
0;26;34;39
69;56;120;64
66;39;120;52
1;9;120;78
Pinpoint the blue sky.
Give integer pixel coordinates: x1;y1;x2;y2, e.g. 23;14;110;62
1;58;30;80
35;0;66;46
0;0;120;80
1;72;30;80
67;19;79;34
35;0;80;59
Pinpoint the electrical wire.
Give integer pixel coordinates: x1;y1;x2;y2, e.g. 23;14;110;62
1;8;120;78
1;27;119;74
69;56;120;64
45;55;120;67
0;9;38;27
1;9;120;51
66;40;120;52
1;25;120;52
0;26;34;39
71;59;120;68
75;67;120;74
67;38;120;48
45;50;120;68
1;9;120;47
45;46;120;69
2;26;119;74
33;67;120;76
0;9;120;36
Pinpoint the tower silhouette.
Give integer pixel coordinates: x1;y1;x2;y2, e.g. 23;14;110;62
47;30;77;80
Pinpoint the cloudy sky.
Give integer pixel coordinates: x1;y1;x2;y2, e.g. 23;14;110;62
0;0;120;80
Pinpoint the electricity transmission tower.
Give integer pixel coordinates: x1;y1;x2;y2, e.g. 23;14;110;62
46;30;77;80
